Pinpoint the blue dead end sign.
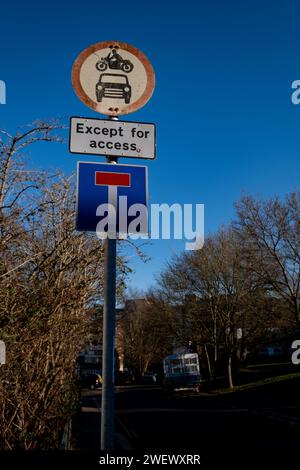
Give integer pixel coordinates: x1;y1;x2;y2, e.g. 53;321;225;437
76;161;148;236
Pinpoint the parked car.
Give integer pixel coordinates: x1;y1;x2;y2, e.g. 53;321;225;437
140;372;157;384
80;373;102;390
115;370;135;385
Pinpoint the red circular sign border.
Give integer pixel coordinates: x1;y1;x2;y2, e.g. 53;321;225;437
72;41;155;116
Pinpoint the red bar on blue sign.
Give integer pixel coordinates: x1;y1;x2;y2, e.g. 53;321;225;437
95;171;131;187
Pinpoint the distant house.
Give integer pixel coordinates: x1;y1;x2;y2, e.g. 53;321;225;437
77;303;124;376
77;344;102;377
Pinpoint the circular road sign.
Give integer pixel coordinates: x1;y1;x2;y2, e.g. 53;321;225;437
72;41;155;117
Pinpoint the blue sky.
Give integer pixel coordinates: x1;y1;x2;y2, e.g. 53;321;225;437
1;0;300;292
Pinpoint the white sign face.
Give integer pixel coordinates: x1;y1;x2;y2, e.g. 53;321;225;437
0;341;6;365
72;41;155;116
69;117;156;160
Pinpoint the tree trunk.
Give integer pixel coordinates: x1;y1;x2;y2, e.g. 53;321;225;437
204;344;213;380
227;354;234;389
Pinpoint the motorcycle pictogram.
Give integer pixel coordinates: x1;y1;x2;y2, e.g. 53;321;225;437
96;49;134;74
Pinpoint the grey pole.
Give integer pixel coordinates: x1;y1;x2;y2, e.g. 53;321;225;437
101;116;118;450
101;235;116;450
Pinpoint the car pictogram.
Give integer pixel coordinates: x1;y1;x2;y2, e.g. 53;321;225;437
96;73;132;104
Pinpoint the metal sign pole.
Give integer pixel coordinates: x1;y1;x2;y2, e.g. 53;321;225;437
71;40;155;452
101;235;116;450
101;117;118;450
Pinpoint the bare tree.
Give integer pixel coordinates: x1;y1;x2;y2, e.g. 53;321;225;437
117;295;173;379
0;122;129;449
235;193;300;329
158;228;272;388
0;121;62;280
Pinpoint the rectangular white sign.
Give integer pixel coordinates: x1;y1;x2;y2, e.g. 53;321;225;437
69;117;156;160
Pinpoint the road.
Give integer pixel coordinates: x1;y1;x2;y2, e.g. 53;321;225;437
77;379;300;465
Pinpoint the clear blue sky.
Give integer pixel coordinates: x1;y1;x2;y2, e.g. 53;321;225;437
1;0;300;292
